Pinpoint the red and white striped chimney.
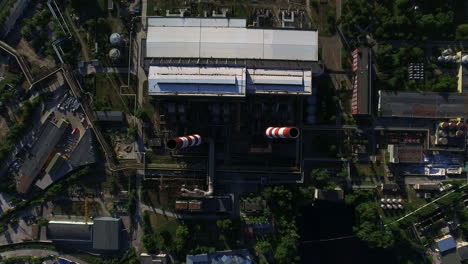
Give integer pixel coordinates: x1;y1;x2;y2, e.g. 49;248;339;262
167;134;202;150
265;127;300;139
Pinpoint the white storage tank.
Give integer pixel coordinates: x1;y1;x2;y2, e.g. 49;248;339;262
109;48;121;61
110;33;122;46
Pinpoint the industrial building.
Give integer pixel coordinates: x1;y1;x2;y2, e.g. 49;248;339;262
186;249;253;264
35;129;98;190
47;220;92;242
47;217;122;252
148;66;312;96
351;47;373;116
378;91;468;118
145;17;319;97
17;120;68;193
145;18;318;61
175;197;232;214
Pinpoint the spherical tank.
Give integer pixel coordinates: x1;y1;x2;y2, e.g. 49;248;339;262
109;33;122;45
109;48;121;60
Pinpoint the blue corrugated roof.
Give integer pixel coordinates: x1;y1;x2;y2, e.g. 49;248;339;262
158;84;241;94
58;258;73;264
437;236;456;253
186;254;209;264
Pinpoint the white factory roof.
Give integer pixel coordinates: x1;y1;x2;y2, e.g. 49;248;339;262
148;66;312;96
148;66;247;96
146;20;318;61
247;68;312;94
148;17;247;28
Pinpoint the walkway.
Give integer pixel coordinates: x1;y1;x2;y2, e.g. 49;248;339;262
79;66;130;75
0;249;89;264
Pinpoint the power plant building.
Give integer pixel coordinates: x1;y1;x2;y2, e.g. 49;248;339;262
145;17;319;96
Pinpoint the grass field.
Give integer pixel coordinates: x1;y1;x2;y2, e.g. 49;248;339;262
52;200;102;217
354;163;385;178
94;73;136;112
147;211;179;234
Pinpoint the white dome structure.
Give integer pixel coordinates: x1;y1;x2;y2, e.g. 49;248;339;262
462;55;468;64
442;49;452;56
109;48;121;60
437;56;446;63
109;33;122;46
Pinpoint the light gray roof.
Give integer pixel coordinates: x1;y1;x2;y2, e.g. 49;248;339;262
148;66;246;96
146;25;318;61
148;66;312;96
148;17;246;28
92;217;121;250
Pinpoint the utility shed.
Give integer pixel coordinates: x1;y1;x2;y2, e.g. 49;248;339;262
92;217;121;250
146;18;318;61
436;235;457;253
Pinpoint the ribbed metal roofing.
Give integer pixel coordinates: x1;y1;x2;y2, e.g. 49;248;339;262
148;17;247;28
92;217;121;251
148;66;247;96
47;221;92;241
146;24;318;61
148;66;312;95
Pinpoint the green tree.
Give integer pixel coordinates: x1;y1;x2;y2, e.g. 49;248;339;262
274;230;300;264
456;24;468;40
127;125;137;139
135;108;149;121
310;169;336;191
174;224;189;253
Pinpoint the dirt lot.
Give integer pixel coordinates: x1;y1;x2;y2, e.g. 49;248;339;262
16;39;56;70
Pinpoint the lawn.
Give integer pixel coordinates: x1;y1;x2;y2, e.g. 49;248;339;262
318;0;336;36
147;211;179;234
94;73;135;112
354;163;385;178
316;75;339;124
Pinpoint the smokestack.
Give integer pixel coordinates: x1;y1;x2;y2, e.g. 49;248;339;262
167;134;202;150
265;127;300;139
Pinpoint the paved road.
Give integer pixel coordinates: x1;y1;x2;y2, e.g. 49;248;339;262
0;249;89;264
